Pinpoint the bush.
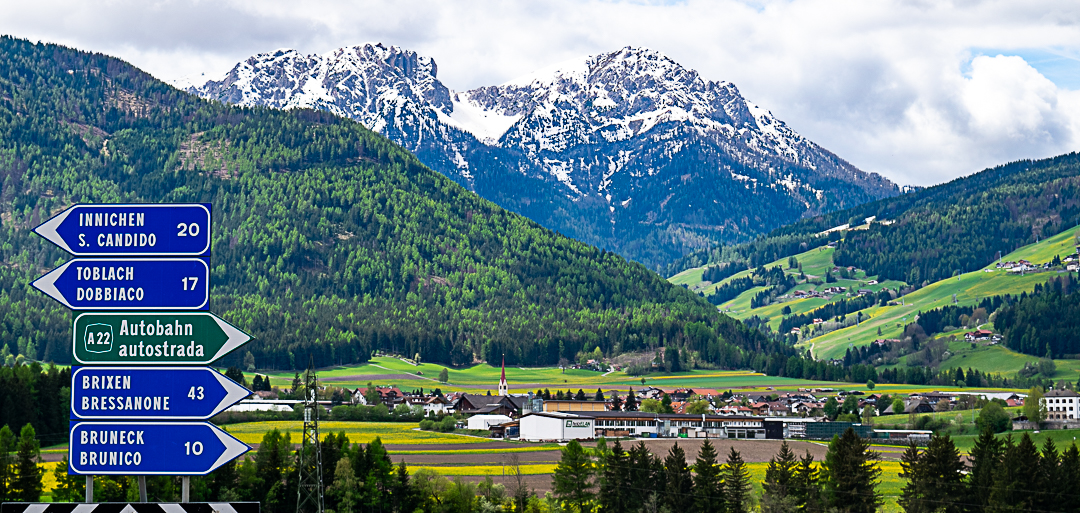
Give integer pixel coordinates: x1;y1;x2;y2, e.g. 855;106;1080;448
437;416;457;432
419;419;435;431
976;402;1012;433
913;415;950;431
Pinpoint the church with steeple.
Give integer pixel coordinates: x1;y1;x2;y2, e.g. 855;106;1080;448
498;355;508;396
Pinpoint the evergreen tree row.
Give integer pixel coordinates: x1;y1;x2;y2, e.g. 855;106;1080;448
551;428;882;513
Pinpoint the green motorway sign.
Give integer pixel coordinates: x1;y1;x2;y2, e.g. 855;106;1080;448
73;312;251;365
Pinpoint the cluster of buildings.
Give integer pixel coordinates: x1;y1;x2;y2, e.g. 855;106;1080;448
996;253;1080;274
964;329;1001;344
229;357;1042;442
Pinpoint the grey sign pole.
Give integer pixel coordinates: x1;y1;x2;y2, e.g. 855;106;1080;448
85;476;93;503
139;476;148;502
183;477;190;502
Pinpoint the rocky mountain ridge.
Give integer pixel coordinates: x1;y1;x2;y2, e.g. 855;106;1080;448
190;43;898;268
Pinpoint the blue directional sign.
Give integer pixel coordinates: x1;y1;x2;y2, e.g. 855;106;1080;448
71;367;251;420
34;204;211;256
32;258;209;310
69;421;249;475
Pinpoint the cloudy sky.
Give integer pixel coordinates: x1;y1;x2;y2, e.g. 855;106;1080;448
3;0;1078;186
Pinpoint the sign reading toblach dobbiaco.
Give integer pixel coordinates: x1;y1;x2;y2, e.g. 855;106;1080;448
31;258;210;311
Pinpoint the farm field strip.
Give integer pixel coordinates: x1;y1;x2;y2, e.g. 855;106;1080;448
388;446;560;455
409;464;557;476
222;421;491;445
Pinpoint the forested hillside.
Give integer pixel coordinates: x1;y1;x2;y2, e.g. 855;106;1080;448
670;153;1080;282
997;275;1080;358
0;37;780;370
800;155;1080;283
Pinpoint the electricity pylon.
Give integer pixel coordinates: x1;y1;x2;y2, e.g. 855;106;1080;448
296;359;324;513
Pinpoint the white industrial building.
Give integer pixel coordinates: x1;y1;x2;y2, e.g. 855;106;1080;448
519;412;596;441
516;411;770;441
467;414;514;430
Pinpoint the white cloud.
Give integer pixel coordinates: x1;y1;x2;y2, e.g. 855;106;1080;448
1;0;1078;186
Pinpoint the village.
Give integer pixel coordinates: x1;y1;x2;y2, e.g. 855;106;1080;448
223;358;1057;447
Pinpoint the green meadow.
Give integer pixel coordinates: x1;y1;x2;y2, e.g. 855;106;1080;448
807;226;1080;361
251;356;1015;397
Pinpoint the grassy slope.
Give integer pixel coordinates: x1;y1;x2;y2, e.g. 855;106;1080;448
675;245;904;330
669;225;1080;379
807;225;1080;361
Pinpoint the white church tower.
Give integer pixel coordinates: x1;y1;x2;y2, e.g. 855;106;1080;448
498;355;508;396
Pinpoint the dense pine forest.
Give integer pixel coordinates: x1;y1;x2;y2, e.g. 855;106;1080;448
998;275;1080;358
0;37;784;370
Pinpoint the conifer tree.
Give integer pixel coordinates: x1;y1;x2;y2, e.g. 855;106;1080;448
1060;443;1080;513
50;455;83;502
598;440;629;513
575;389;587;401
966;428;1004;512
1036;437;1062;513
898;434;965;513
663;443;694;513
693;440;724;513
11;424;41;501
594;388;605;402
627;442;655;506
553;440;594;512
725;446;752;513
898;443;922;513
326;457;361;513
988;433;1040;513
822;428;881;513
762;441;799;513
0;425;14;501
610;393;623;411
793;450;823;512
625;388;638;411
391;460;418;513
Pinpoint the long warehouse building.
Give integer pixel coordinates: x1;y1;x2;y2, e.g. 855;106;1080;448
517;411;819;442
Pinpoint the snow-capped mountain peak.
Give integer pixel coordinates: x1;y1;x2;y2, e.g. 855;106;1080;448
188;44;897;268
